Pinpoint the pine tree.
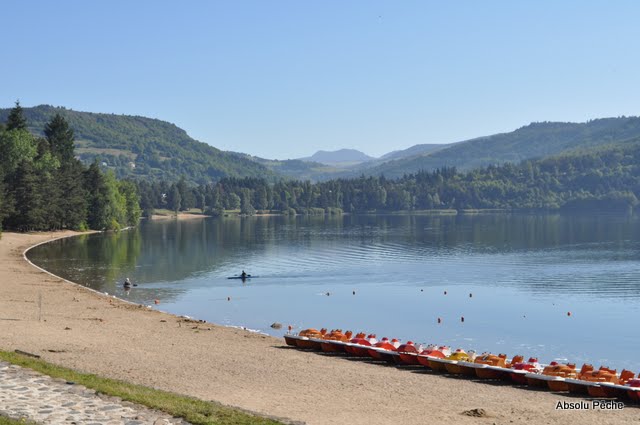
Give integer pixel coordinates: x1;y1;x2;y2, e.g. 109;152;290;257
44;114;75;163
6;100;27;131
5;160;47;231
84;161;110;230
167;184;181;213
55;160;88;229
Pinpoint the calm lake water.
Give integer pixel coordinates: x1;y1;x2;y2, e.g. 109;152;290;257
28;213;640;371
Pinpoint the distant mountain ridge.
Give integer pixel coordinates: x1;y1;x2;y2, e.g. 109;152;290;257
0;105;272;183
341;117;640;179
5;105;640;184
300;148;374;165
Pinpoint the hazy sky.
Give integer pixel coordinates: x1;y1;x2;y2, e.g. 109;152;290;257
3;1;640;159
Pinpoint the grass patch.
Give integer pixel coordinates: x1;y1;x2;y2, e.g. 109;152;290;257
0;416;37;425
0;351;282;425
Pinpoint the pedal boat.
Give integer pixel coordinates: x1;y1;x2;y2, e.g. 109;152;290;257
564;365;619;396
367;338;401;364
417;346;451;371
344;334;377;357
284;328;327;349
524;362;576;390
508;358;541;385
394;341;421;365
598;370;636;399
473;354;523;380
319;330;353;353
443;349;475;375
624;378;640;402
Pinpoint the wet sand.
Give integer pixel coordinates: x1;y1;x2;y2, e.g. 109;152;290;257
0;231;636;425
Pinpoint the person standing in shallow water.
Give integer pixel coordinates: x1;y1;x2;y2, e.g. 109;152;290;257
241;270;247;279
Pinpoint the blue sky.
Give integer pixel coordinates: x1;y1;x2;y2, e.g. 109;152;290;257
3;1;640;159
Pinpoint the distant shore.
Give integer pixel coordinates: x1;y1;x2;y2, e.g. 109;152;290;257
0;230;636;425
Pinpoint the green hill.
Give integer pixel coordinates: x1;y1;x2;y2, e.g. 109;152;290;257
355;117;640;179
0;105;273;183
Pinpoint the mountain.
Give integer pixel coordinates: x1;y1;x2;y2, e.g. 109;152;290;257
356;117;640;179
301;149;374;166
378;143;454;161
0;105;273;183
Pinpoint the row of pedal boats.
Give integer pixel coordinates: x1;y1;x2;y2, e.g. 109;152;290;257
284;328;640;402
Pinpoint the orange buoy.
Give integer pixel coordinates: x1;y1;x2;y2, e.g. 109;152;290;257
154;299;160;304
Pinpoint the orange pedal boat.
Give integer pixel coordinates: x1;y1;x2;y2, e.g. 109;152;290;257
564;365;619;396
599;370;636;399
524;362;576;391
473;353;523;380
284;327;327;349
319;329;353;353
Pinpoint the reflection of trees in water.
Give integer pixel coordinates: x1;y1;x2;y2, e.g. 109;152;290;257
28;213;640;302
28;229;143;291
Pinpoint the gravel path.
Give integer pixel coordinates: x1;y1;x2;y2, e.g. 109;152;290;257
0;361;189;425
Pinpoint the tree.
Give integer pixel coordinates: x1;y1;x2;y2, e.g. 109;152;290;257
85;161;111;230
5;160;47;231
6;100;27;131
167;184;181;213
240;189;255;215
0;129;38;175
118;180;142;226
44;114;75;163
54;161;88;229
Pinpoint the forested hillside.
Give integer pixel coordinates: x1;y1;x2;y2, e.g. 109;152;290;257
356;117;640;179
0;105;273;183
138;138;640;215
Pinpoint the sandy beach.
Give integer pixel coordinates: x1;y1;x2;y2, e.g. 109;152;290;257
0;231;636;425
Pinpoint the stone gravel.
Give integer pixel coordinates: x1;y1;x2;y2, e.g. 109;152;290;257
0;361;190;424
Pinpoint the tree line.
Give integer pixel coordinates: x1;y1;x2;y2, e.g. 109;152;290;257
3;99;639;236
0;102;141;233
135;141;640;216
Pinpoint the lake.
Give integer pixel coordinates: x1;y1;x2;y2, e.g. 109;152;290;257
27;213;640;371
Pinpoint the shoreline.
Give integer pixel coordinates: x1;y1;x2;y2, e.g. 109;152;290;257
0;231;637;424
